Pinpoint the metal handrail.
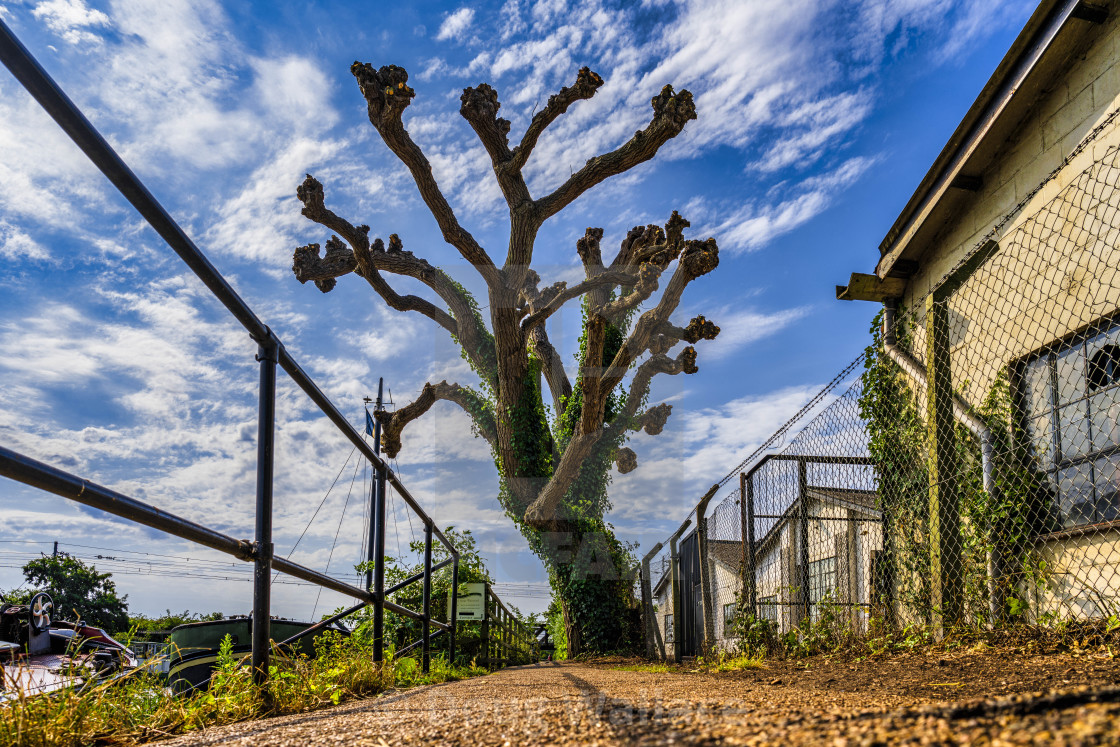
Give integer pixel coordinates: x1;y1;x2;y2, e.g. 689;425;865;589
0;19;462;680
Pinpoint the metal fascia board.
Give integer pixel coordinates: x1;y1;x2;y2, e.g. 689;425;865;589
875;0;1086;279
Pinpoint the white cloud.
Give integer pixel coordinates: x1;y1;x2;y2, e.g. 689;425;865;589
205;136;344;267
436;7;475;42
0;220;50;260
702;305;811;359
699;156;877;252
32;0;110;45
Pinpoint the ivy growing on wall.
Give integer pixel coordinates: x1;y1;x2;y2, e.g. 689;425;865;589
858;308;1058;628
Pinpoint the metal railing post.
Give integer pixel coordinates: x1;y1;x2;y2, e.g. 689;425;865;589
481;587;490;669
421;522;433;673
741;472;758;617
449;553;459;666
640;542;662;660
252;332;278;686
797;458;811;624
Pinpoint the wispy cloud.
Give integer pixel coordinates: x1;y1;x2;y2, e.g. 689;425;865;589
702;306;812;360
0;0;1035;614
607;384;826;524
32;0;109;45
695;156;878;252
0;220;50;261
436;7;475;42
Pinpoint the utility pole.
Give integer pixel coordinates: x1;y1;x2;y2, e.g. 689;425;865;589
52;541;58;557
364;381;382;592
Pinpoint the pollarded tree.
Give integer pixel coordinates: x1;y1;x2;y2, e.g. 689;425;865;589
292;63;720;654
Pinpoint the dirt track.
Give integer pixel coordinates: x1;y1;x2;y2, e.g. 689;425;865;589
162;661;1120;745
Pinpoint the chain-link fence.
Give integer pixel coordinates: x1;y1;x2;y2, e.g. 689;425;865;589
643;110;1120;660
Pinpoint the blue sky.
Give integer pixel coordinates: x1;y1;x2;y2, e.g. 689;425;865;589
0;0;1037;617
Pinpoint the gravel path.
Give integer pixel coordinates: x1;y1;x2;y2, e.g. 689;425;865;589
161;662;1120;745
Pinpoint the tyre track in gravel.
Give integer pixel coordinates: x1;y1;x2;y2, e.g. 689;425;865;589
159;662;1120;746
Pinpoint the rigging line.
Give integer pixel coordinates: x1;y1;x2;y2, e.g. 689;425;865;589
272;445;357;586
312;453;362;620
359;455;369;586
403;487;417;558
390;483;403;561
389;454;418;560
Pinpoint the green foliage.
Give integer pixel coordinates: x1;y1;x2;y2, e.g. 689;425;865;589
545;597;568;659
858;309;931;623
960;371;1058;620
18;553;129;633
346;527;503;665
0;587;32;605
0;627;486;747
612;662;669;673
128;610;225;638
725;606;777;657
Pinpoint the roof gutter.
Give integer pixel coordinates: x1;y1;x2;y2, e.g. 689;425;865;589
876;0;1105;279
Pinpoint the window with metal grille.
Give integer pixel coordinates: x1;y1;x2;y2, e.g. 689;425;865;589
723;603;737;626
759;595;779;623
808;557;837;618
664;614;674;643
1020;321;1120;529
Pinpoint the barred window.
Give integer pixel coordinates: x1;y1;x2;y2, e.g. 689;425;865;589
1021;322;1120;529
759;595;779;623
808;557;837;619
723;603;737;626
664;614;674;643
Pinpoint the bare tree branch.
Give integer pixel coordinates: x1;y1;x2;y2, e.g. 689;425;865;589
375;381;497;458
523;344;699;527
520;267;638;333
351;63;502;289
510;67;604;173
528;323;572;414
610;213;690;272
294;174;497;382
460;84;534;210
535;85;697;223
599;238;720;394
294;237;457;335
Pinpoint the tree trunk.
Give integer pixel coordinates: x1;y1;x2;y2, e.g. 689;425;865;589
546;527;635;656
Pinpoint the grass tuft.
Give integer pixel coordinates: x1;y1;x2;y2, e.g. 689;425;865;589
611;662;670;673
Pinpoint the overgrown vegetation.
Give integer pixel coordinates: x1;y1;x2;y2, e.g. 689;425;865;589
857;309;1059;627
0;632;487;747
722;595;1120;663
2;554;129;633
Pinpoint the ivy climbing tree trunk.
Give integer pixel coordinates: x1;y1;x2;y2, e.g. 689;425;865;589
292;64;722;654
